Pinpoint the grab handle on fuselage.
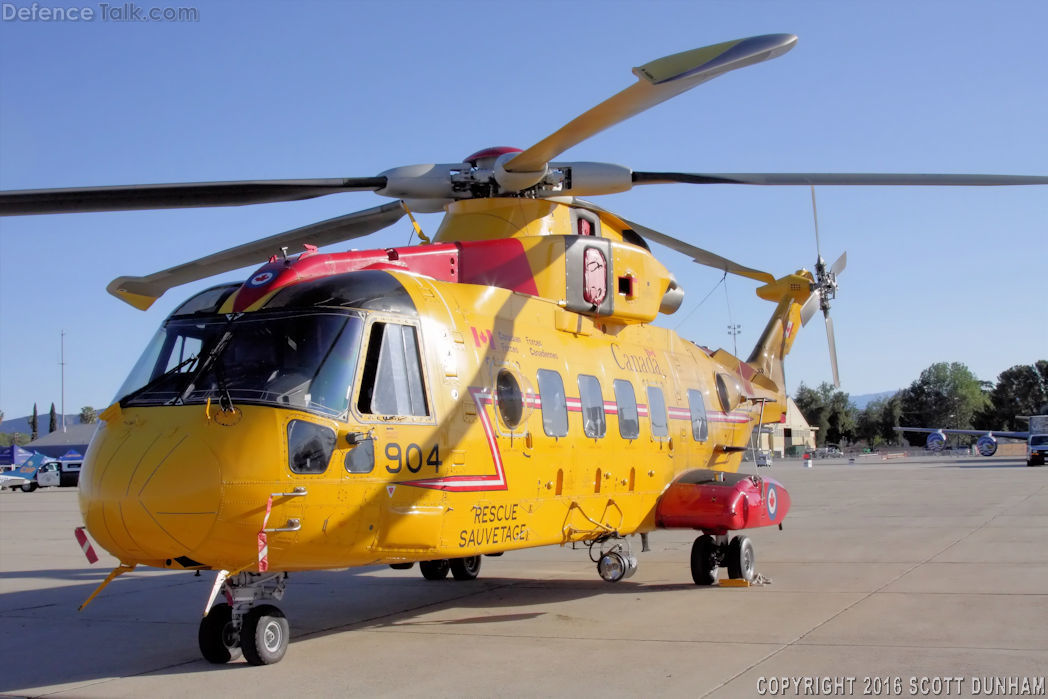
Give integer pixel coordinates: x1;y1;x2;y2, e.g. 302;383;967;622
270;487;307;498
264;518;301;533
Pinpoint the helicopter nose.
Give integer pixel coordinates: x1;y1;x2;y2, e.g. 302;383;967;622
80;425;221;564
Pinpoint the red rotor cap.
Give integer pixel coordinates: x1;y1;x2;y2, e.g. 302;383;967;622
464;147;522;167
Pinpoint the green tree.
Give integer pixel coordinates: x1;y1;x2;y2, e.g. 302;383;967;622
794;383;829;445
855;398;885;447
879;393;904;444
854;393;905;448
49;403;57;433
30;403;39;441
794;382;855;446
1038;360;1048;414
979;362;1048;431
79;406;98;425
0;432;31;447
898;362;989;434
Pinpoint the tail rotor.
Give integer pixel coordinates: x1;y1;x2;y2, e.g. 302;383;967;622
802;186;846;387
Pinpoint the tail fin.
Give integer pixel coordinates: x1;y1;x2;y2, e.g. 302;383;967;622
746;271;814;391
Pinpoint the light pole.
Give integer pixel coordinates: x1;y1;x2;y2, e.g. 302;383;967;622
60;330;66;432
727;323;742;356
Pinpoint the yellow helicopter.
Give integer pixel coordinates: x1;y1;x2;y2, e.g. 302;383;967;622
2;33;1045;666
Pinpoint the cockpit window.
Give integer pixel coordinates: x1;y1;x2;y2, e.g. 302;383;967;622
356;322;429;417
116;311;363;418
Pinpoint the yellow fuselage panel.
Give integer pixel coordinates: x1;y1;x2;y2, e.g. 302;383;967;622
434;199;675;324
81;271;774;573
433;199;581;243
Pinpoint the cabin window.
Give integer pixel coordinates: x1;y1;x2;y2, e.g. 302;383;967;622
536;369;568;437
496;369;524;429
613;379;640;439
287;420;336;474
577;374;606;438
647;386;668;437
687;389;709;441
357;322;429;417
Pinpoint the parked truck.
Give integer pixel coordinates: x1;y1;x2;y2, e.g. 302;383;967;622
1028;415;1048;467
2;459;82;492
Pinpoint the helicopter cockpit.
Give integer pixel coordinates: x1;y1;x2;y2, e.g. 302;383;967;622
114;270;419;419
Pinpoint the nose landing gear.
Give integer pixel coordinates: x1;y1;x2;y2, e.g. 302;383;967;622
199;571;290;666
240;604;289;665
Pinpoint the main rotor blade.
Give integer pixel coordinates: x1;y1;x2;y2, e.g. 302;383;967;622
0;177;387;216
633;172;1048;186
627;220;775;284
107;201;406;310
810;185;822;261
571;198;775;284
825;314;840;387
504;34;797;174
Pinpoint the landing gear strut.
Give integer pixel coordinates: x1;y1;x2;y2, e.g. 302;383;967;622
199;571;290;666
690;534;755;585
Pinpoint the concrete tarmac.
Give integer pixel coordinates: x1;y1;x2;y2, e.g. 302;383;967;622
1;456;1046;698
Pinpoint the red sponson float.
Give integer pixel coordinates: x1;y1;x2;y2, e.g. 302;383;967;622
655;469;790;535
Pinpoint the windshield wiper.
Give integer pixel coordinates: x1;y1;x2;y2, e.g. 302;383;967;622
177;313;245;405
120;355;199;406
178;328;236;405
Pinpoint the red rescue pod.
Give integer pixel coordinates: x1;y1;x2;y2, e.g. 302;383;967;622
655;469;790;585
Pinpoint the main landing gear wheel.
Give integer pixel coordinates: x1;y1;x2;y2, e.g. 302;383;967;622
450;556;482;581
419;559;451;580
240;604;289;666
726;535;756;582
690;534;719;586
198;603;242;664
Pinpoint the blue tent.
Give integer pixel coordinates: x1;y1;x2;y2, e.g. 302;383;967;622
0;445;32;466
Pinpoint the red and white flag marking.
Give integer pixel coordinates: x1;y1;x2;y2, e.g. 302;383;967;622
74;527;99;564
258;495;274;572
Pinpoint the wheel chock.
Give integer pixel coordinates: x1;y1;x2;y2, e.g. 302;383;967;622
718;578;751;587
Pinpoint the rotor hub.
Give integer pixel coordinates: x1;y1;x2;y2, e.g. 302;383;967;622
464;147;522;169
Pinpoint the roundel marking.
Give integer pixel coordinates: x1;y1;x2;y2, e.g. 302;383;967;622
247;271;275;288
766;483;778;520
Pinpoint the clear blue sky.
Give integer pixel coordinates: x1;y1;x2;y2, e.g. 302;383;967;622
1;0;1046;419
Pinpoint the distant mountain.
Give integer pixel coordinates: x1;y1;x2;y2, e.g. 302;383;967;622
850;391;898;410
0;413;85;436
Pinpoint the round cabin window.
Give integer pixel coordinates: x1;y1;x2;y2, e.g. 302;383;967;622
496;369;524;428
